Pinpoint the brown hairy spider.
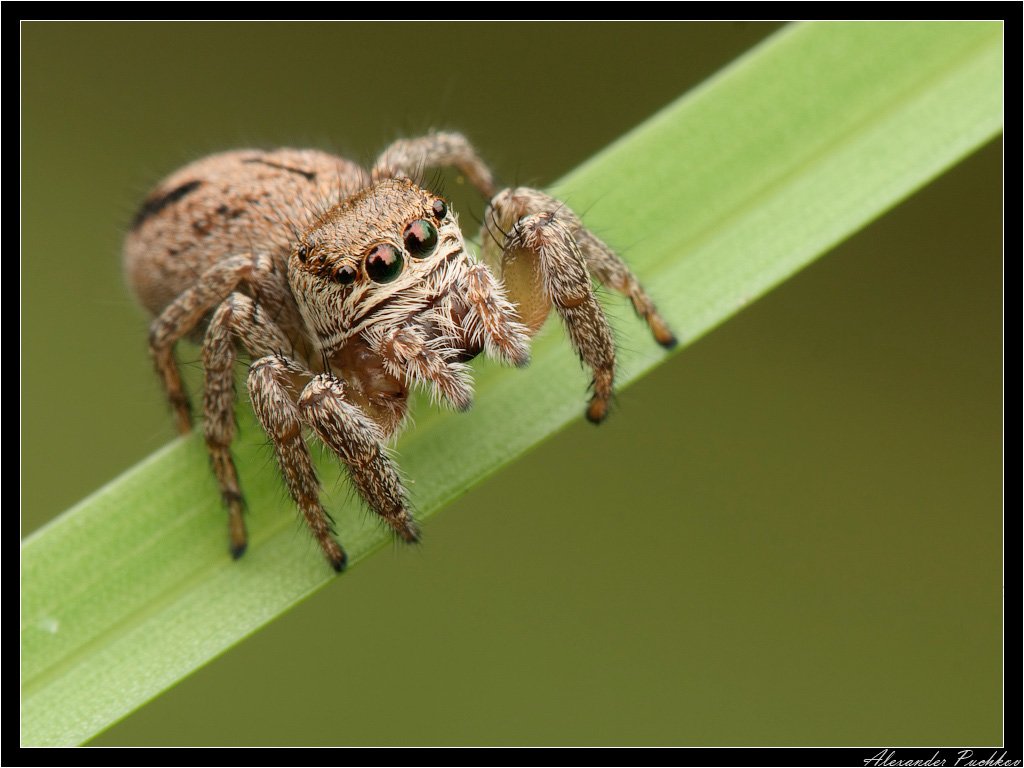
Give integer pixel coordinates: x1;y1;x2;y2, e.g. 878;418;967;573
124;133;676;571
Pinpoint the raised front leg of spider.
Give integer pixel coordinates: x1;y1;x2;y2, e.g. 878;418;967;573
123;132;676;571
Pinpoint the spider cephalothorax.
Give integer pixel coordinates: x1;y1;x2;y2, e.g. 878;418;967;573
124;133;675;571
289;178;529;419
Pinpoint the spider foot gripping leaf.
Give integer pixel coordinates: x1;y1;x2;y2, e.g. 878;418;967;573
123;133;676;571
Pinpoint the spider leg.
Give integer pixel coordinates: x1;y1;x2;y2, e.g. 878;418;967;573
147;252;276;433
298;374;419;545
481;187;674;424
371;131;496;198
248;355;348;571
203;292;294;558
459;262;531;367
576;229;677;349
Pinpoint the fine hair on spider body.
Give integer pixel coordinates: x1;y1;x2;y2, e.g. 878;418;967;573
123;132;676;572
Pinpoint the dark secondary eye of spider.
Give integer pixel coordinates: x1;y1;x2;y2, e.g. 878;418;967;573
403;219;438;259
431;198;447;220
334;264;357;285
296;244;308;263
364;243;404;283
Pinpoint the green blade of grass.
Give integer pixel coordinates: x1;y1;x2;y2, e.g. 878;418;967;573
21;21;1002;746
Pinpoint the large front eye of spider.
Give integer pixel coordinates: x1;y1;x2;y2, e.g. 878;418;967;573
403;219;438;259
364;243;404;283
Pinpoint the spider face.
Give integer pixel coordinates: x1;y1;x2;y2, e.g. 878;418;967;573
289;178;479;366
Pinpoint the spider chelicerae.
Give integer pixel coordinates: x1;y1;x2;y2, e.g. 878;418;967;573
124;132;676;571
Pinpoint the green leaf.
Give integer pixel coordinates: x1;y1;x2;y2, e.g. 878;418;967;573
21;21;1002;746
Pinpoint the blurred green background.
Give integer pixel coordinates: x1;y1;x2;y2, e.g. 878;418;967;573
22;22;1001;746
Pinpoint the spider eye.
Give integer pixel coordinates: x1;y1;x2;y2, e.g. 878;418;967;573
296;244;308;263
403;219;438;259
364;243;404;283
334;264;357;285
431;198;448;220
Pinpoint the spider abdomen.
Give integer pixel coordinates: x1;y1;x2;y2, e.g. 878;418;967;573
123;148;364;319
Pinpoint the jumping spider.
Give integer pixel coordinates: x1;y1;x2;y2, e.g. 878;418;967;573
124;133;676;571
